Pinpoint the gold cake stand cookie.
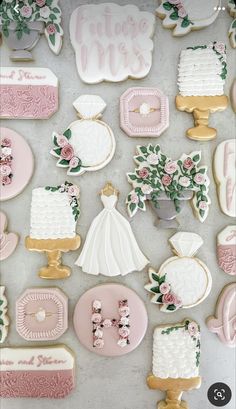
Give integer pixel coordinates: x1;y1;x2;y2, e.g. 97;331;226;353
147;375;201;409
176;95;228;141
25;236;81;279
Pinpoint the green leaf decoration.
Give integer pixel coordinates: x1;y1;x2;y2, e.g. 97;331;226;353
136;156;145;162
58;159;69;166
53;135;59;147
157;295;163;303
70;165;82;173
166;304;176;311
151;273;159;282
53;148;61;156
163;2;172;11
158;275;166;285
0;300;3;306
3;28;9;37
169;11;179;20
150;287;159;294
16;30;23;40
49;14;57;20
53;7;60;13
232;20;236;28
0;318;3;326
63;129;72;139
140;146;147;154
128;174;137;181
193;154;200;162
181;18;190;28
129;203;136;213
49;34;56;46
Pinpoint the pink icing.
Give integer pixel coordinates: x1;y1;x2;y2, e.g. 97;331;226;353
0;85;58;119
0;212;18;261
223;141;236;213
0;369;75;398
217;245;236;275
207;283;236;348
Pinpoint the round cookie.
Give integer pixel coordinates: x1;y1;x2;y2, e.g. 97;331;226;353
73;283;148;357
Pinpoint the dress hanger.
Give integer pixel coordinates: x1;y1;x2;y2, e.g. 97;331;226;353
100;182;119;197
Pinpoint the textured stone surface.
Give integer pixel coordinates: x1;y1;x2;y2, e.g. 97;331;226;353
1;1;235;408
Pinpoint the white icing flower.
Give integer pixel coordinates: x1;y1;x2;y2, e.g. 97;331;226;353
39;6;51;19
94;328;103;338
117;338;128;348
120;317;129;326
93;300;101;310
147;153;159;165
103;319;112;328
141;184;153;195
179;176;190;187
94;338;104;348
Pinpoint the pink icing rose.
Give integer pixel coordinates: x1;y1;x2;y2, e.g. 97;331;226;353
117;338;128;347
183;158;194;170
103;319;112;328
139;168;149;179
57;135;68;148
20;5;33;18
159;282;171;294
147;153;159;165
0;165;11;176
1;176;11;185
91;313;102;323
162;292;177;305
61;145;74;161
214;42;226;55
199;201;207;210
69;157;80;169
1;138;11;147
68;185;79;197
93;300;101;310
177;6;187;18
162;174;172;186
40;5;51;19
130;193;139;204
141;184;153;195
36;0;46;6
118;327;130;338
175;297;182;307
94;338;104;348
194;173;205;185
188;321;199;336
47;23;57;35
179;176;190;188
120;317;129;326
164;161;178;175
119;306;130;317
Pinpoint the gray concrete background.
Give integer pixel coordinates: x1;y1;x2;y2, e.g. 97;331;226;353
0;1;235;408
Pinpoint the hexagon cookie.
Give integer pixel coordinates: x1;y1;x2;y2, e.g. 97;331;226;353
16;287;68;341
120;87;169;137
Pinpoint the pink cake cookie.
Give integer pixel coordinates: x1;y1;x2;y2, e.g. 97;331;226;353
0;345;75;398
0;128;34;201
73;283;148;357
0;211;19;261
120;87;169;137
16;288;68;341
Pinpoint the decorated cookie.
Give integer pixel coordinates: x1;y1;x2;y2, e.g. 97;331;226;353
25;181;81;279
207;283;236;348
76;182;148;276
120;87;169;137
230;79;236;113
176;42;228;141
156;0;221;36
51;95;115;176
0;345;75;398
73;284;148;357
213;139;236;218
70;3;155;84
228;0;236;48
217;226;236;276
0;1;63;61
0;286;9;344
126;144;210;228
147;319;201;409
0;67;58;119
0;211;19;261
145;232;212;312
16;288;68;341
0;127;34;201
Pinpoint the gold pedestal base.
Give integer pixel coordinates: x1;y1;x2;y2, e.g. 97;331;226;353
25;236;81;280
147;375;201;409
176;95;228;141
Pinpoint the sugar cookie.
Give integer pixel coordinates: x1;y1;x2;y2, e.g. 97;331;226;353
217;225;236;276
0;286;9;344
0;212;19;261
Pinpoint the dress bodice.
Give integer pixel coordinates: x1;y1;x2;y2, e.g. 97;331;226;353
101;194;118;210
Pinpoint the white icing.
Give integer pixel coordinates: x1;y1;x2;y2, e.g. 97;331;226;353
170;232;203;257
153;326;199;379
182;0;220;20
30;188;76;239
0;286;9;344
218;225;236;245
73;95;106;118
178;47;225;96
0;67;58;86
0;347;74;371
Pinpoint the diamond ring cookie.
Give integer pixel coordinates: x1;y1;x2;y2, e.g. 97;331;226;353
0;211;19;261
120;87;169;137
217;225;236;276
147;319;201;409
25;181;81;279
207;283;236;348
156;0;221;36
51;95;115;176
0;0;63;61
73;284;148;357
0;128;34;201
145;232;212;312
16;288;68;341
70;3;155;84
176;42;228;141
0;286;9;344
0;345;75;398
0;67;58;119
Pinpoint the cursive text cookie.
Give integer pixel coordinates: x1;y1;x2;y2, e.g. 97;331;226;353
70;3;155;83
217;225;236;276
0;212;19;261
0;286;9;343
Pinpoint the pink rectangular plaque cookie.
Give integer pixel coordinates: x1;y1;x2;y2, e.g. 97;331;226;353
0;345;75;398
0;67;58;119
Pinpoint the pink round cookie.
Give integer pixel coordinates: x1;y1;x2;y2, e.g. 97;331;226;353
0;127;34;201
73;283;148;356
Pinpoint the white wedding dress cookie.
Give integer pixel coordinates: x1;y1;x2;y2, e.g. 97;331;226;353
76;184;149;276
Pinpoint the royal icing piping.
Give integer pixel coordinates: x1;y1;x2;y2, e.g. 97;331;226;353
0;286;9;344
0;137;13;186
217;226;236;276
0;212;19;261
70;3;155;83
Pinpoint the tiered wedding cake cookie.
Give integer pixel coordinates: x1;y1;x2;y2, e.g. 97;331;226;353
147;319;201;409
25;181;81;279
176;42;228;141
